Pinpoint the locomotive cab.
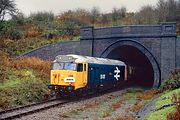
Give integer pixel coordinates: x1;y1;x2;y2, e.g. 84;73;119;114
48;55;88;96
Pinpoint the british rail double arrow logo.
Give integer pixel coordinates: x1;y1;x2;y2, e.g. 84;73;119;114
114;67;120;80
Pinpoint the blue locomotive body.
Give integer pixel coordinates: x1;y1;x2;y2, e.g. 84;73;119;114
87;63;126;91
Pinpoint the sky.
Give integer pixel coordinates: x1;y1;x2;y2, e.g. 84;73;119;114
16;0;158;16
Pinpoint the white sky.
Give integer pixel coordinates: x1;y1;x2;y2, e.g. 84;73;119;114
16;0;158;16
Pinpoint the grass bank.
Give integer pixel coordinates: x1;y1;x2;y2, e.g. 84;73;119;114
0;51;51;109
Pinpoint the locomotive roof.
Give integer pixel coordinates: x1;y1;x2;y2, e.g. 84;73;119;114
54;54;125;66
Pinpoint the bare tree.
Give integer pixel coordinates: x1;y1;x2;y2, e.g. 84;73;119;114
156;0;168;23
166;0;178;21
0;0;18;22
111;7;127;24
134;5;157;24
90;7;100;25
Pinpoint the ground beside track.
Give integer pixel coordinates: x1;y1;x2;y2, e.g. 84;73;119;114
15;88;179;120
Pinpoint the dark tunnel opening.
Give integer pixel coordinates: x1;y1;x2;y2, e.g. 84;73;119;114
107;45;154;88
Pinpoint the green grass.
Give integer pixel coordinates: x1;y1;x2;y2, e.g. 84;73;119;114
146;88;180;120
0;69;50;109
147;107;175;120
122;88;144;100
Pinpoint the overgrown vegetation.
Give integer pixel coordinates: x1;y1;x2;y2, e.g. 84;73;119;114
0;0;179;117
146;70;180;120
0;51;51;109
0;0;179;57
146;88;180;120
160;69;180;91
167;93;180;120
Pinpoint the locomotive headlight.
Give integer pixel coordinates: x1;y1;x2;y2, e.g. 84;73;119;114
68;75;73;77
64;77;75;83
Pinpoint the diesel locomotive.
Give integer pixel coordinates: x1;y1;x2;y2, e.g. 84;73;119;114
48;54;128;97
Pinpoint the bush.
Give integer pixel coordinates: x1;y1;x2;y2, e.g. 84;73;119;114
160;69;180;91
0;57;52;109
9;29;23;40
11;57;52;80
0;51;9;83
29;12;54;22
42;29;59;39
167;93;180;120
0;20;23;40
0;69;50;109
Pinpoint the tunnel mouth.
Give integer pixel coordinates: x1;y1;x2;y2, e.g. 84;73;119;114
106;45;154;88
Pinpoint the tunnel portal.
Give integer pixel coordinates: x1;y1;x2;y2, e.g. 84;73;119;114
100;40;161;88
107;45;154;87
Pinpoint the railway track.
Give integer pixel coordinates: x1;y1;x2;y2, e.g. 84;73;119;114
0;99;69;120
0;86;130;120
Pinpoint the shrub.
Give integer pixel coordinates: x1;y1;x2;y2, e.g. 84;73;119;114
25;26;42;38
9;29;23;40
0;57;52;109
0;51;9;82
0;69;50;109
42;29;59;39
167;93;180;120
160;69;180;91
11;57;52;80
29;12;54;22
136;89;160;100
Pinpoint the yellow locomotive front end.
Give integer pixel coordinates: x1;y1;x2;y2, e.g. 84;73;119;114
48;55;88;97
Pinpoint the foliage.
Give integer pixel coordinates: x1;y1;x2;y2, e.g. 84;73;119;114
0;51;9;83
0;0;179;58
167;93;180;120
160;69;180;91
0;69;50;108
146;88;180;120
0;37;67;56
0;56;51;109
29;11;54;22
136;90;160;100
11;57;52;80
0;0;18;22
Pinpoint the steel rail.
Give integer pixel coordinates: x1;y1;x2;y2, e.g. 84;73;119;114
0;99;68;120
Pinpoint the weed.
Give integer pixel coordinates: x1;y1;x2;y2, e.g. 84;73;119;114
111;100;122;110
126;102;143;113
167;93;180;120
136;90;160;100
146;88;180;120
0;51;9;82
11;57;51;80
84;102;100;109
0;56;51;109
161;69;180;91
102;111;109;118
113;115;134;120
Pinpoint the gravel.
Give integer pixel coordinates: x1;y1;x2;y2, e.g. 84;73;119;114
15;88;149;120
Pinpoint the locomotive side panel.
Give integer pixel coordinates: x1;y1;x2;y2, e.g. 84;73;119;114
87;63;126;91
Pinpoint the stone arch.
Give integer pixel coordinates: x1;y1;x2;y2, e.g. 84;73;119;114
100;39;161;88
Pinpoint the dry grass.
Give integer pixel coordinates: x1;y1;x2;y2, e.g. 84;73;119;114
125;102;143;113
25;26;42;38
0;51;10;82
84;102;100;109
167;94;180;120
11;57;52;79
0;53;51;82
0;51;9;66
102;111;110;118
111;100;123;110
136;90;160;100
112;115;134;120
